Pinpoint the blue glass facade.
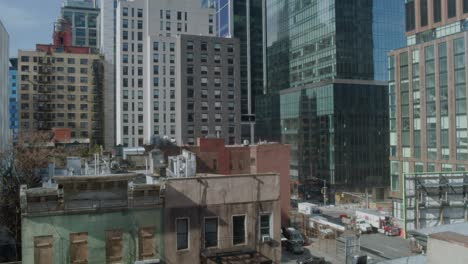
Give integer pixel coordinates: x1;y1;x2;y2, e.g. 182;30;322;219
257;0;406;198
8;58;17;142
214;0;230;37
372;0;406;81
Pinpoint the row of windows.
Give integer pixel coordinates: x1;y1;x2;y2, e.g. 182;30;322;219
122;7;143;18
32;228;155;264
20;56;89;64
20;75;90;84
19;85;91;93
20;103;93;111
20;66;89;74
19;94;92;102
187;112;235;122
122;19;143;30
175;214;270;250
406;0;468;32
122;30;143;41
186;41;234;53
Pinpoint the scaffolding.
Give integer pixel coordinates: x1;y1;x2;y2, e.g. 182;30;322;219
405;172;468;232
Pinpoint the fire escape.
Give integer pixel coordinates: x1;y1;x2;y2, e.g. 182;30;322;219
34;55;55;131
91;59;104;145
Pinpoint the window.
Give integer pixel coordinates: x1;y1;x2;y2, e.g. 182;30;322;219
201;42;207;51
434;0;441;23
201;66;208;74
178;11;182;20
260;214;271;238
106;230;123;263
204;218;218;248
448;0;456;18
70;232;88;264
214;43;221;52
232;215;246;245
123;19;128;28
166;10;171;19
420;0;428;27
405;1;415;31
201;54;207;63
176;218;189;250
123;7;128;16
138;20;143;29
464;0;468;13
187;53;193;62
187;41;193;50
34;236;53;264
137;8;143;18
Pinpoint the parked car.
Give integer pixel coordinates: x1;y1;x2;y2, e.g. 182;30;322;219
297;257;326;264
284;227;305;245
286;240;304;255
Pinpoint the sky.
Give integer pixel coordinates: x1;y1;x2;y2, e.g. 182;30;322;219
0;0;63;56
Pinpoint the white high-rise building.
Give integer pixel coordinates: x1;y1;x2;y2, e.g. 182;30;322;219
115;0;218;147
0;20;10;151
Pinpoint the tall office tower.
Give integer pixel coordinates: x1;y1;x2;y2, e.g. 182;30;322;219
62;0;100;50
212;0;265;143
0;20;10;151
100;0;117;148
259;0;405;199
9;58;18;143
17;19;104;145
116;0;241;147
389;0;468;220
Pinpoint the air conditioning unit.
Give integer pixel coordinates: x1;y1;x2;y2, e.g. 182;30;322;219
262;235;272;243
134;259;160;264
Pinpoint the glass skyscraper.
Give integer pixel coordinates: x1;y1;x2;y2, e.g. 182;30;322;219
259;0;405;199
212;0;265;143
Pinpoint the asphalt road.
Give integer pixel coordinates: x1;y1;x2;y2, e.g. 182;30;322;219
360;233;413;262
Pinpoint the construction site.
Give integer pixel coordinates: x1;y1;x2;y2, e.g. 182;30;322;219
404;172;468;233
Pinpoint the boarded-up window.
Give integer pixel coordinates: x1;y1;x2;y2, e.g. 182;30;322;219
106;230;123;263
139;227;155;260
34;235;53;264
70;232;88;264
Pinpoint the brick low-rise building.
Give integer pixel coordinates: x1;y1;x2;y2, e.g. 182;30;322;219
186;138;291;226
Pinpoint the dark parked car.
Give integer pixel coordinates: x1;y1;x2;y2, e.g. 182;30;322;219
286;240;304;255
296;257;326;264
283;227;305;246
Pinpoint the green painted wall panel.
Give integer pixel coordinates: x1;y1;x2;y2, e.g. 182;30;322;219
22;208;163;263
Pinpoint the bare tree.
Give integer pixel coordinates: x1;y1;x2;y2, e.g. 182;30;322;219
0;131;87;260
